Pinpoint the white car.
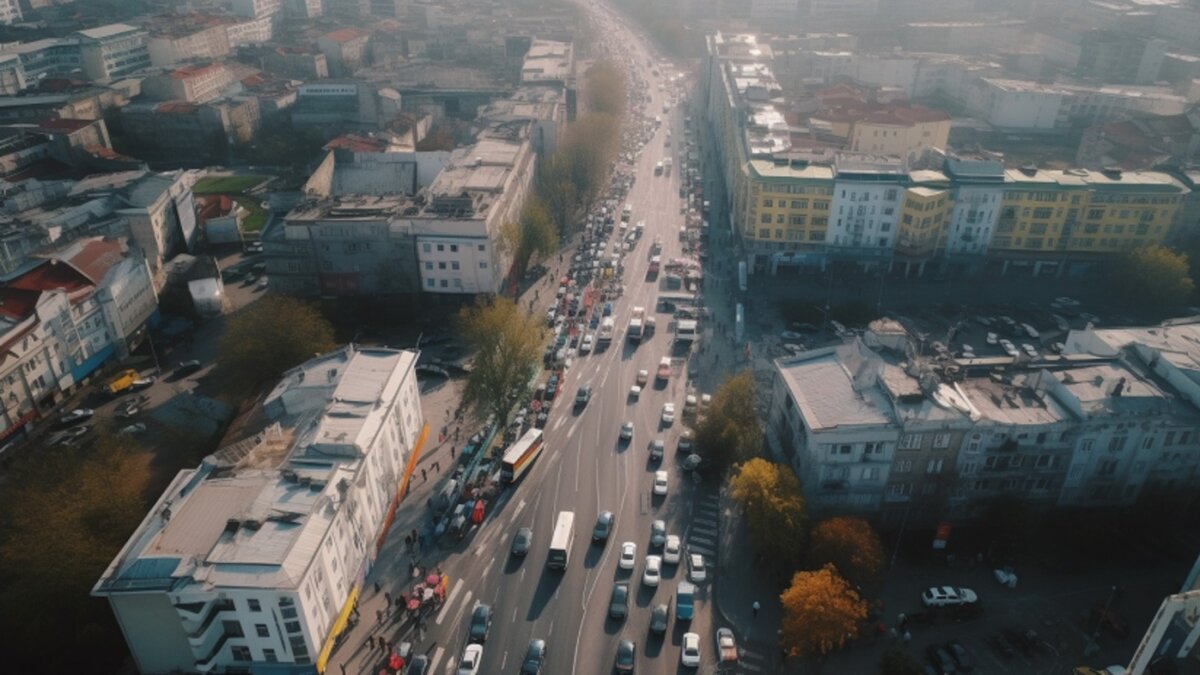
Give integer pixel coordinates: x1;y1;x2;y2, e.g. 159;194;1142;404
999;339;1019;357
715;627;738;663
580;334;594;354
629;385;641;401
619;542;638;570
986;332;998;345
688;554;707;582
960;345;975;359
118;423;147;435
661;403;675;425
1021;343;1039;358
457;644;483;675
620;421;634;441
643;555;662;587
681;632;701;667
653;470;669;496
921;586;978;607
636;369;649;386
1022;323;1040;339
663;535;681;564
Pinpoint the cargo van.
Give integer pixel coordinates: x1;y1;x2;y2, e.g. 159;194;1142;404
105;369;140;396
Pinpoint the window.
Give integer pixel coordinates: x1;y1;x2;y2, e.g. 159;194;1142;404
862;467;879;480
285;619;301;633
965;435;982;453
763;199;774;207
1079;439;1094;452
1108;436;1126;453
426;278;434;288
894;459;912;473
932;433;951;449
759;228;770;238
422;243;431;253
451;261;460;271
885;189;898;200
1165;431;1176;445
479;261;488;269
264;649;278;663
961;461;977;475
436;244;444;252
478;244;485;251
899;434;922;450
439;279;448;288
837;444;852;455
1142;436;1154;449
864;442;882;455
790;215;806;225
1098;460;1118;476
887;483;912;498
424;262;433;270
232;646;252;662
248;599;261;612
450;244;458;252
926;459;943;474
1036;454;1052;468
760;213;771;224
438;262;446;270
256;624;270;638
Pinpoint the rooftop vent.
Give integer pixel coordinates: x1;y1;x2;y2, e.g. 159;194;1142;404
281;469;298;482
1019;164;1038;176
242;519;262;530
1102;166;1123;179
224;518;240;534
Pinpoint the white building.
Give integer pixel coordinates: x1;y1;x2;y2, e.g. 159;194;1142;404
141;63;235;104
826;157;904;260
226;15;274;47
804;0;879;25
77;23;151;82
966;78;1069;130
94;345;423;675
749;0;798;22
941;158;1004;258
146;23;232;68
231;0;283;19
0;0;22;26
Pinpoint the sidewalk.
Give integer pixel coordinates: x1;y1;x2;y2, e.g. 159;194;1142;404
716;493;790;671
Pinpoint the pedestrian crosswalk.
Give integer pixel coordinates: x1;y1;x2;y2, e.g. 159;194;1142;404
686;493;721;561
736;641;772;673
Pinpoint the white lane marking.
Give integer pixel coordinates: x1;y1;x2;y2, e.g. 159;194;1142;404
428;647;444;674
445;590;473;636
512;607;519;623
510;498;527;523
691;525;718;536
481;556;495;580
742;663;763;671
520;567;526;583
501;651;508;671
548;621;554;637
689;534;716;546
494;585;501;603
435;579;464;625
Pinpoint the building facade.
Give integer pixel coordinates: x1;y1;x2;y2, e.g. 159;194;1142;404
77;24;151;82
94;345;423;675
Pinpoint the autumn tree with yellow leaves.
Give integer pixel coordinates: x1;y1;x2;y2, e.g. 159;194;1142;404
807;516;886;593
730;458;809;570
780;564;869;659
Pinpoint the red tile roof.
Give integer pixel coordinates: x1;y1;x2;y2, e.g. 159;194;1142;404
170;63;222;79
38;117;93;132
325;133;389;153
324;27;367;43
196;194;235;222
65;238;124;284
0;288;40;321
7;259;92;296
859;105;950;126
156;102;200;114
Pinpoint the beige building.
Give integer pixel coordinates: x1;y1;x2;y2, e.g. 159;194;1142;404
849;105;951;156
141;62;234;104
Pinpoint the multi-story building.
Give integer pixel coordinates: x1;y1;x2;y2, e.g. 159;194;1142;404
231;0;283;19
225;15;274;48
120;98;261;163
94;345;423;675
0;54;24;95
0;0;21;26
141;62;235;104
145;15;234;68
318;28;370;77
76;24;151;82
940;158;1004;264
766;318;1200;527
826;157;905;263
286;0;325;19
476;86;568;156
848;106;951;157
803;0;880;25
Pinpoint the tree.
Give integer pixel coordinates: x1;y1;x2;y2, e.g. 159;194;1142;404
879;647;925;675
730;458;809;570
1109;244;1195;309
0;433;151;674
808;516;886;593
780;564;869;659
696;371;762;470
218;295;336;391
501;198;560;276
584;61;627;116
536;153;581;235
458;297;544;427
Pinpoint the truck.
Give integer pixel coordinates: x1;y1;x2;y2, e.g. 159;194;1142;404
675;319;698;344
627;306;645;344
676;581;696;620
656;356;672;382
663;158;673;176
598;317;615;348
648;255;661;276
654;161;664;176
105;369;141;396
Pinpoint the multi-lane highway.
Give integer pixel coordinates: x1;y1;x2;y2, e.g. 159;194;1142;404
410;5;726;675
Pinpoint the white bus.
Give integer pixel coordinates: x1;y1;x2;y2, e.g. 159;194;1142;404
547;511;575;570
500;429;545;483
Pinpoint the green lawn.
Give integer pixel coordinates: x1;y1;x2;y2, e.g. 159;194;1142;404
239;199;267;233
193;174;269;194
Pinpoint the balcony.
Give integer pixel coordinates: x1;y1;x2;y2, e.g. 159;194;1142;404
194;633;235;673
183;599;236;644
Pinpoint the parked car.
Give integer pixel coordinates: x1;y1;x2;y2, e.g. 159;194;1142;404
636;369;649;386
118;423;147;435
926;644;958;674
175;360;203;377
649;439;664;461
407;655;430;675
663;535;681;564
999;339;1019;357
945;640;973;671
650;604;669;634
1021;343;1039;358
653;470;669;496
651;520;667;547
660;403;675;425
986;332;998;345
59;408;95;427
715;628;738;663
620;421;634;441
575;385;591;408
922;587;978;607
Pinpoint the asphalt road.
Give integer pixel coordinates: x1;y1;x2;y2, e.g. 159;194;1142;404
406;6;723;675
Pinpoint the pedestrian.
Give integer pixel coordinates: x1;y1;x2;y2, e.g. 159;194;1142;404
374;581;381;594
421;468;427;482
340;663;347;675
376;609;384;625
451;445;456;459
411;528;417;543
404;533;412;549
752;601;760;617
385;592;392;607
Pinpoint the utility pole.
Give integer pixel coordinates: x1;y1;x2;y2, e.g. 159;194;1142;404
1084;585;1118;656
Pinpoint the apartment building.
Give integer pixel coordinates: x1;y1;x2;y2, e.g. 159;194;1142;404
848;106;951;157
0;0;21;26
225;15;275;48
476;86;568;156
120;98;261;162
145;15;234;68
94;345;423;675
231;0;283;19
826;157;905;262
767;319;1200;527
77;24;151;82
318;28;370;77
141;63;235;104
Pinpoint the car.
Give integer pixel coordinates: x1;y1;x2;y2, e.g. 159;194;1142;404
636;369;649;386
629;385;641;400
653;471;668;496
1052;341;1066;353
118;423;147;435
407;654;430;675
512;527;533;557
593;511;615;541
945;640;973;671
688;554;707;583
615;639;636;672
176;360;203;377
986;332;998;345
256;276;269;290
117;395;149;419
650;603;669;634
716;627;738;663
922;586;978;607
960;345;975;358
576;385;592;407
664;535;681;564
619;542;638;570
620;421;634;441
59;408;95;426
457;644;483;675
1022;323;1040;339
678;431;694;454
580;334;594;354
520;639;547;675
926;645;957;674
53;424;92;445
651;520;666;547
681;632;701;667
649;439;664;460
999;339;1019;357
468;603;493;643
660;403;675;425
643;555;662;587
130;375;156;391
609;582;630;619
1021;343;1038;358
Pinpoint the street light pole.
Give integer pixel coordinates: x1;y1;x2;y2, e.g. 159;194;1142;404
1084;585;1118;656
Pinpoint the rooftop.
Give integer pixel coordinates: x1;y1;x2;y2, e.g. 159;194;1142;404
776;342;896;431
76;24;143;41
323;27;368;44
